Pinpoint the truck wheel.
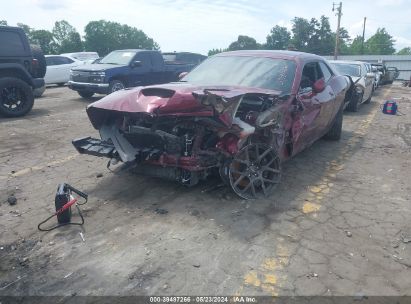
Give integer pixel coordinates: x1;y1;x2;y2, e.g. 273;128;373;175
109;80;125;93
30;45;47;78
0;77;34;117
324;106;343;141
78;91;94;99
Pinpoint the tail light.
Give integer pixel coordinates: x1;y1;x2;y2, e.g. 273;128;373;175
32;58;39;68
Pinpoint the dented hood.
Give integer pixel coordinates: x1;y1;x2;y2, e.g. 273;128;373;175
87;82;280;128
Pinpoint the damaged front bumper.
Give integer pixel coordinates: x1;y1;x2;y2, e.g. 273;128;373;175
72;137;116;158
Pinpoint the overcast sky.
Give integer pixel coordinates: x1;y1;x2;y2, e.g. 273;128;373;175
2;0;411;54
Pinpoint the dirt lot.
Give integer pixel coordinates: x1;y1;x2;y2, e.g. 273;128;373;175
0;84;410;297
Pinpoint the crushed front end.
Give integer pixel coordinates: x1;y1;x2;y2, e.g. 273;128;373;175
73;85;286;198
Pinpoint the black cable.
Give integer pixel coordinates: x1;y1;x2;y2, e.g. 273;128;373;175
38;204;85;232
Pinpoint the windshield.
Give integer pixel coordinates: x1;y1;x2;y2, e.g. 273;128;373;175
100;51;137;65
73;53;99;61
182;56;296;93
331;63;361;77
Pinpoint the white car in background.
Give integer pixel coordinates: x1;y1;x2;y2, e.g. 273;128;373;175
60;52;99;64
44;55;84;86
329;60;374;111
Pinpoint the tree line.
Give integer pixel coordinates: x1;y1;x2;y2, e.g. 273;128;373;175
208;16;411;56
0;19;159;56
1;17;410;57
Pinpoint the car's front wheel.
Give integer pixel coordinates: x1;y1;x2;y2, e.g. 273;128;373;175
0;77;34;117
109;80;125;94
324;106;343;141
77;91;94;99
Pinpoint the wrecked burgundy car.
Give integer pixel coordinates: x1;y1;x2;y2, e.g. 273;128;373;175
73;51;350;199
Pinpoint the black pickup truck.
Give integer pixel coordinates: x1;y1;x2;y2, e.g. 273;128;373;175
0;26;46;117
68;49;195;99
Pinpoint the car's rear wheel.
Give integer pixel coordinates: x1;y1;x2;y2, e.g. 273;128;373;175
324;106;343;141
109;80;125;93
228;143;281;199
77;91;94;99
57;83;65;87
0;77;34;117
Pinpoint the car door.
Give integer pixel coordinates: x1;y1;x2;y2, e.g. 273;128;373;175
362;64;373;100
129;52;153;86
45;56;72;84
292;61;336;154
44;56;58;84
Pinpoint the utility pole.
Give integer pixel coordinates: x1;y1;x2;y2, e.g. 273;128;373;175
333;2;342;60
361;17;367;55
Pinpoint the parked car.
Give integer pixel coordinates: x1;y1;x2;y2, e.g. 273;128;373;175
386;67;399;83
68;49;196;99
329;60;374;112
72;50;351;199
44;55;84;86
0;26;45;117
60;52;99;64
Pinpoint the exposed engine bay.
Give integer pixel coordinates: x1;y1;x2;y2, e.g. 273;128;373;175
73;88;285;199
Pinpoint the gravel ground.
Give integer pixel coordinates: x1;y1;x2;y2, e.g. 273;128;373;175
0;84;410;298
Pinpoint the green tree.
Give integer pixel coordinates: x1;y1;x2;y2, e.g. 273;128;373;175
314;16;334;55
208;48;226;56
397;47;411;55
52;20;83;53
84;20;159;56
336;27;351;55
265;25;291;50
0;20;7;26
366;28;395;55
347;35;365;55
30;30;57;54
291;17;313;52
228;35;260;51
17;23;33;38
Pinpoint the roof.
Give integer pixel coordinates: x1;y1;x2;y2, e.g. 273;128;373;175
216;50;323;61
328;60;365;65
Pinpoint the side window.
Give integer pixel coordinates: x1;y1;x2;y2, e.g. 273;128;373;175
133;52;152;72
300;62;324;90
319;62;333;82
0;31;26;56
151;53;164;71
52;56;70;65
61;57;74;64
46;57;56;66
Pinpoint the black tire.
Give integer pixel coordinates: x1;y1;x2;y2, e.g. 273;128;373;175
77;91;94;99
57;83;65;87
30;45;47;78
346;92;361;112
324;106;343;141
0;77;34;117
109;80;125;94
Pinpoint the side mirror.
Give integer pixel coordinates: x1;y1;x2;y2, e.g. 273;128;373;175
179;71;188;80
313;78;326;93
130;60;142;68
366;72;375;78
